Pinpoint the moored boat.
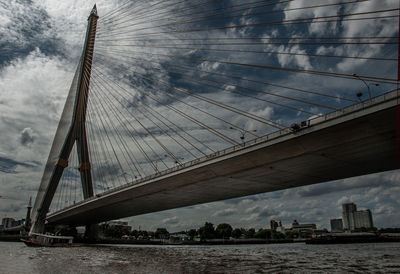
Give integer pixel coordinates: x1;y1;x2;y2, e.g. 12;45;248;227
21;233;79;247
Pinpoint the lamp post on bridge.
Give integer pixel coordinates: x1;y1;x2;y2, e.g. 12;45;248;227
173;157;184;166
229;127;257;145
155;154;184;171
164;154;184;166
119;171;138;183
353;73;379;102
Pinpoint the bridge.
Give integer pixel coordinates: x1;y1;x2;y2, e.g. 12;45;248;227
47;92;398;226
30;1;399;234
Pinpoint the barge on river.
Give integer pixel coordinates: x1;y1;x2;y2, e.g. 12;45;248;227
21;233;77;247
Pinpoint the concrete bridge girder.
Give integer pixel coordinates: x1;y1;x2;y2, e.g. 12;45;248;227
46;95;398;227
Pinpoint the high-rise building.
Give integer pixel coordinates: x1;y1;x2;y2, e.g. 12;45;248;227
108;221;132;234
342;203;357;230
354;209;373;229
330;218;344;232
270;220;278;231
342;202;373;231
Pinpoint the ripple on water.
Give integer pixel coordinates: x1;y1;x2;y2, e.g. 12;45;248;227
1;242;400;273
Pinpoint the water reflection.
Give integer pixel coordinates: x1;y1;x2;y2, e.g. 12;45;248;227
1;242;399;273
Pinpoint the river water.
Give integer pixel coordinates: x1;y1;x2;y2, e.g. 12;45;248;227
1;242;399;273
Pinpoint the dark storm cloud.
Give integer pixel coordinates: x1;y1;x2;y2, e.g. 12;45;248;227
285;173;399;198
0;0;65;67
0;156;36;173
27;160;41;166
13;182;40;192
91;161;121;181
20;127;36;146
243;205;276;221
212;208;236;217
257;207;276;218
222;190;283;205
0;202;24;213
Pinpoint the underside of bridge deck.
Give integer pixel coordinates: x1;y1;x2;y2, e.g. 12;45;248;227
47;98;398;226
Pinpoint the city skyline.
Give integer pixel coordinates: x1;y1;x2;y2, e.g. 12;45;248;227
1;180;398;232
0;199;387;234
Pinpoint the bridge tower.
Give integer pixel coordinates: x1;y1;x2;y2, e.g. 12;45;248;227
30;5;99;235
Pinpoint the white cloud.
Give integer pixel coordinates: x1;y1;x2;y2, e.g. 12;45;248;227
284;0;340;34
162;216;179;225
275;45;312;70
0;49;73;164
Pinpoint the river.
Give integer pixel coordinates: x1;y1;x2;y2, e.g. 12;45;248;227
1;242;399;273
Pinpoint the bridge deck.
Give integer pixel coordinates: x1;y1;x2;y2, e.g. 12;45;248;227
47;91;399;226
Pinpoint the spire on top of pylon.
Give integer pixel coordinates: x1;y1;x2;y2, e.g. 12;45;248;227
90;4;98;18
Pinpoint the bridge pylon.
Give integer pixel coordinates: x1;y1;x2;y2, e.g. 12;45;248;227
30;5;99;234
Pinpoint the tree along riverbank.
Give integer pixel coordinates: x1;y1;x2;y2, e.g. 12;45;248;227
86;238;295;245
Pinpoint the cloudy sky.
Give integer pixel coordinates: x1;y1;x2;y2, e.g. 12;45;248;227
0;0;399;232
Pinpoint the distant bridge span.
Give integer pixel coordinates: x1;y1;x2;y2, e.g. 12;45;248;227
47;91;399;226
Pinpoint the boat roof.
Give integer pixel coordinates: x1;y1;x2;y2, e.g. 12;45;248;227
30;232;73;240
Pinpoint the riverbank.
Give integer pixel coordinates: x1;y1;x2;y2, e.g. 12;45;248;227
0;235;293;245
91;238;295;245
4;233;400;246
306;233;400;244
0;235;27;242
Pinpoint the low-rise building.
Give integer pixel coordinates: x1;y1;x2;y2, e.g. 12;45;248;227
2;218;15;229
170;233;191;241
291;220;316;232
11;219;25;227
108;221;132;234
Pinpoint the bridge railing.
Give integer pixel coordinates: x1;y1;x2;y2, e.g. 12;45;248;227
49;89;398;215
105;89;398;184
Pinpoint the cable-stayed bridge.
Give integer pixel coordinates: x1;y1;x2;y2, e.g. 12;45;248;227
30;1;399;234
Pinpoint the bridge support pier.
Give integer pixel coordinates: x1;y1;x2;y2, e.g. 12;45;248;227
84;224;99;243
